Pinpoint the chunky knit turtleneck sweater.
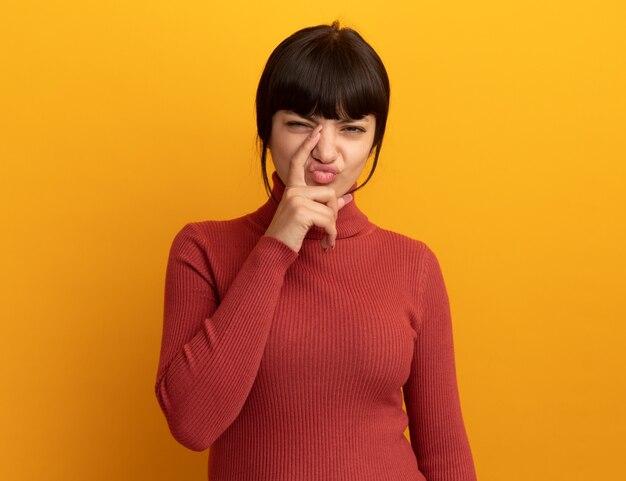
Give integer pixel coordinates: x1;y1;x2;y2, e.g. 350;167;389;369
155;171;477;481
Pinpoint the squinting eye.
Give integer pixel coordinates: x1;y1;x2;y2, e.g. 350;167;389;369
343;126;366;133
286;121;312;128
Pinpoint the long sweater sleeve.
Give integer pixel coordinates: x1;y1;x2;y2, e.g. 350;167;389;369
154;223;298;451
403;244;477;481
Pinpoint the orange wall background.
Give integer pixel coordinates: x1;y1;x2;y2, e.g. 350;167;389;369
2;1;625;480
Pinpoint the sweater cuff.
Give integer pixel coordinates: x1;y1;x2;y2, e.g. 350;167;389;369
238;235;299;280
256;235;299;262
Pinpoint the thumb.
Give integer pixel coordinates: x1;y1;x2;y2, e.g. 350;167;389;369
337;193;353;210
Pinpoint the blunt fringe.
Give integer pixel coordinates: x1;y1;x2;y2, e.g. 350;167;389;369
255;21;391;203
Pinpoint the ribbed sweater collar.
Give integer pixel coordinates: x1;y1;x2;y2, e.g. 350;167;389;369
248;171;372;240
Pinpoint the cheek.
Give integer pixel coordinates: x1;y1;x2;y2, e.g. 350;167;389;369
269;135;300;173
346;141;374;166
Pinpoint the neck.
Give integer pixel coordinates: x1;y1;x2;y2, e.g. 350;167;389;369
248;171;372;240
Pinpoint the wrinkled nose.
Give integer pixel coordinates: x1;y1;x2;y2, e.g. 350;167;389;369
311;129;338;163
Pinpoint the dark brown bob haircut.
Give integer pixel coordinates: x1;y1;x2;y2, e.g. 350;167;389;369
255;21;390;202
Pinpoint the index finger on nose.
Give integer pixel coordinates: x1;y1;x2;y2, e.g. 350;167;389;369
286;124;322;187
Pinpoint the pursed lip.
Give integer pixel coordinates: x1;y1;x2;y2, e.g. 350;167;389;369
309;164;340;174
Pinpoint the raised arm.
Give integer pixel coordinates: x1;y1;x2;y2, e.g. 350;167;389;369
403;244;477;480
154;223;298;451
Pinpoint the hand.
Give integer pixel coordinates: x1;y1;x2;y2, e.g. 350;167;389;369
264;125;353;253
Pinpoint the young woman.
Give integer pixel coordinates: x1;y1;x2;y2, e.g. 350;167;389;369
155;21;477;481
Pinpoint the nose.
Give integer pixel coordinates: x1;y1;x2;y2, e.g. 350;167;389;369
311;127;338;163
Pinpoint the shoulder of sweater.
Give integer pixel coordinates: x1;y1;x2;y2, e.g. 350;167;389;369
180;215;256;241
167;216;258;263
367;225;444;281
370;225;446;278
370;224;432;254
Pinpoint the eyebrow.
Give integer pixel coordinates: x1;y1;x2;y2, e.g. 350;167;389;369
286;111;370;123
